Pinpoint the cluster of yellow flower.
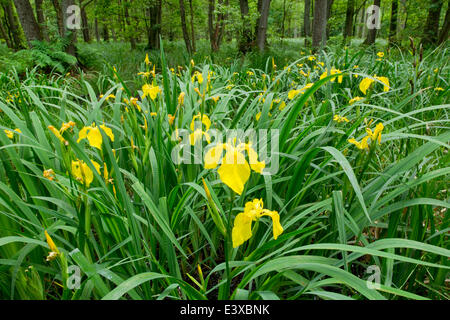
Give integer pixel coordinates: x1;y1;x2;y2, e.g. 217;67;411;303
46;121;115;189
348;122;384;150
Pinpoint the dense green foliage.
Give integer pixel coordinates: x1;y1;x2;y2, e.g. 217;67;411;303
0;39;448;300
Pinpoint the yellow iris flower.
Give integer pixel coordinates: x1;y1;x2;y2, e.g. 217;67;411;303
204;141;265;195
333;115;350;123
71;159;101;187
48;121;75;145
178;92;186;106
142;84;161;101
349;97;364;105
348;123;384;150
360;76;390;95
348;136;370;150
43;169;56;181
45;230;60;261
77;124;114;150
320;68;343;83
366;122;384;144
232;199;283;248
4;128;21;139
189;113;211;145
191;71;204;84
288;83;314;100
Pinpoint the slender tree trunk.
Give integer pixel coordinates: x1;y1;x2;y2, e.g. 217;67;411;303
281;0;286;39
343;0;355;40
238;0;252;53
3;2;25;49
364;0;381;45
188;0;196;52
422;0;443;46
256;0;271;52
103;24;109;42
325;0;334;39
179;0;192;54
94;17;100;42
217;0;227;47
0;15;13;48
312;0;327;49
35;0;49;41
358;3;366;38
61;0;77;56
304;0;311;37
13;0;43;46
111;27;117;41
209;0;226;51
51;0;64;37
254;0;262;38
208;0;214;49
124;0;136;49
80;1;91;42
148;0;162;49
438;4;450;44
389;0;398;44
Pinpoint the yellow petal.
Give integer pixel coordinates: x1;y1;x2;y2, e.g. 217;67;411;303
204;144;224;169
86;127;103;150
100;125;115;142
359;78;374;95
232;212;254;248
49;125;65;143
246;144;265;174
45;230;59;254
259;210;283;240
217;151;250;195
375;76;390;92
189;129;204;145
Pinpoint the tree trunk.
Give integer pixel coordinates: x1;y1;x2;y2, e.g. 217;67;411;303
179;0;192;54
281;0;286;39
61;0;77;57
357;3;366;38
208;0;214;49
3;2;25;49
35;0;49;41
148;0;162;49
343;0;355;40
0;15;13;48
325;0;334;39
208;0;226;52
389;0;398;44
103;24;109;42
188;0;196;52
238;0;252;53
124;0;136;49
256;0;271;52
364;0;381;45
111;27;117;41
51;0;64;37
438;4;450;44
94;18;100;42
80;1;91;42
303;0;311;37
13;0;43;46
422;0;443;46
312;0;327;49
